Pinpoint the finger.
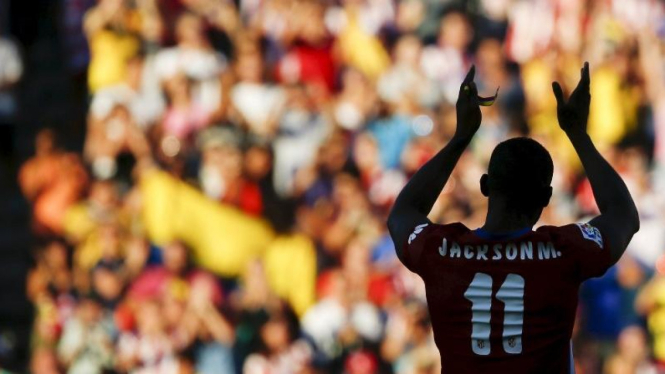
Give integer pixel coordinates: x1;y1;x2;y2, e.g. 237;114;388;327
463;65;475;84
552;82;565;105
572;63;590;97
582;61;590;88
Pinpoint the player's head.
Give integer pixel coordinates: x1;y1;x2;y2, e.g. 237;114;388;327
480;137;553;214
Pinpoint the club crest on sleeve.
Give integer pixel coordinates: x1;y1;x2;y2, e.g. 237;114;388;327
575;223;603;249
408;223;429;245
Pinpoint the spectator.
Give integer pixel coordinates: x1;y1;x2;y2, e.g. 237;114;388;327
272;83;330;196
243;304;312;374
89;54;165;131
378;34;439;111
154;12;226;114
197;127;262;215
57;297;115;374
160;73;211;142
230;42;286;137
420;10;473;104
116;299;178;372
84;0;142;93
20;129;88;236
604;326;657;374
331;0;391;80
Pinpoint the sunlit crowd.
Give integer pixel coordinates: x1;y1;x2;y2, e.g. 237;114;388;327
9;0;665;373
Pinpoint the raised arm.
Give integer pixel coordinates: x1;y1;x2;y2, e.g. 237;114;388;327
387;66;482;263
552;62;640;264
83;0;122;37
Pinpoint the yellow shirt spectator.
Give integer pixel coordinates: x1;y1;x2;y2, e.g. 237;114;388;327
337;7;391;81
84;5;142;93
87;29;140;93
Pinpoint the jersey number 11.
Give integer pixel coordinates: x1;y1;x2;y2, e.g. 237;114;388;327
463;273;525;356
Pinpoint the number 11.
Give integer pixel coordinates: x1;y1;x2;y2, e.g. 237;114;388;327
463;273;525;356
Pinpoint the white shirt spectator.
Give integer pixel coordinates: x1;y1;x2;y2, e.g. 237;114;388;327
57;314;115;374
231;82;285;136
325;0;396;36
154;47;226;114
302;298;383;358
90;84;164;129
378;63;440;108
117;332;178;374
420;45;465;105
243;340;312;374
273;110;329;196
505;0;555;63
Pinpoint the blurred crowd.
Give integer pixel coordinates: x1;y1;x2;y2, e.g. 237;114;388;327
10;0;665;373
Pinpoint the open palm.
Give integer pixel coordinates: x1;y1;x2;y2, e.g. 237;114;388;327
552;62;591;135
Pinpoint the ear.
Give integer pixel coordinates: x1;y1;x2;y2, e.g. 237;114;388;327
541;186;553;207
480;174;489;197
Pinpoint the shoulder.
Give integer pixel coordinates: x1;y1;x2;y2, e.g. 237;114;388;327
407;222;468;245
402;222;470;274
536;223;604;249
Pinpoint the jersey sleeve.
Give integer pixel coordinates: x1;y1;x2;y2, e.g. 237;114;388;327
555;223;613;281
401;222;436;274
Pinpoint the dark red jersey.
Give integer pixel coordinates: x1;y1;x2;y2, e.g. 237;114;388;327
403;222;612;374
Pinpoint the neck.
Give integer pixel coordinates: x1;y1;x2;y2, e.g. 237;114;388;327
481;199;540;234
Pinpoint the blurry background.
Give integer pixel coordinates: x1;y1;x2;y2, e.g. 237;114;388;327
1;0;665;373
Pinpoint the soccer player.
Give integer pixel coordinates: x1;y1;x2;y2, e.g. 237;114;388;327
387;62;639;373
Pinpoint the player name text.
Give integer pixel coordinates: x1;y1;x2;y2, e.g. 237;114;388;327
438;239;562;261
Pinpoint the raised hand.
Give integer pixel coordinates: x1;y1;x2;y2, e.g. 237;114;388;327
455;65;482;142
552;62;591;135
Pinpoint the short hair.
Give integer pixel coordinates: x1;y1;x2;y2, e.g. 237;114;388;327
487;137;553;211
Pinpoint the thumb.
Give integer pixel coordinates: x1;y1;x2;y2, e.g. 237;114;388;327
552;82;565;105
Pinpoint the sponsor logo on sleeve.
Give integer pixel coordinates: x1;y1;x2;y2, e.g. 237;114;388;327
575;223;603;249
408;223;429;245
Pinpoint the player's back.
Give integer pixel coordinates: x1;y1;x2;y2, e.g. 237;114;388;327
404;222;611;374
